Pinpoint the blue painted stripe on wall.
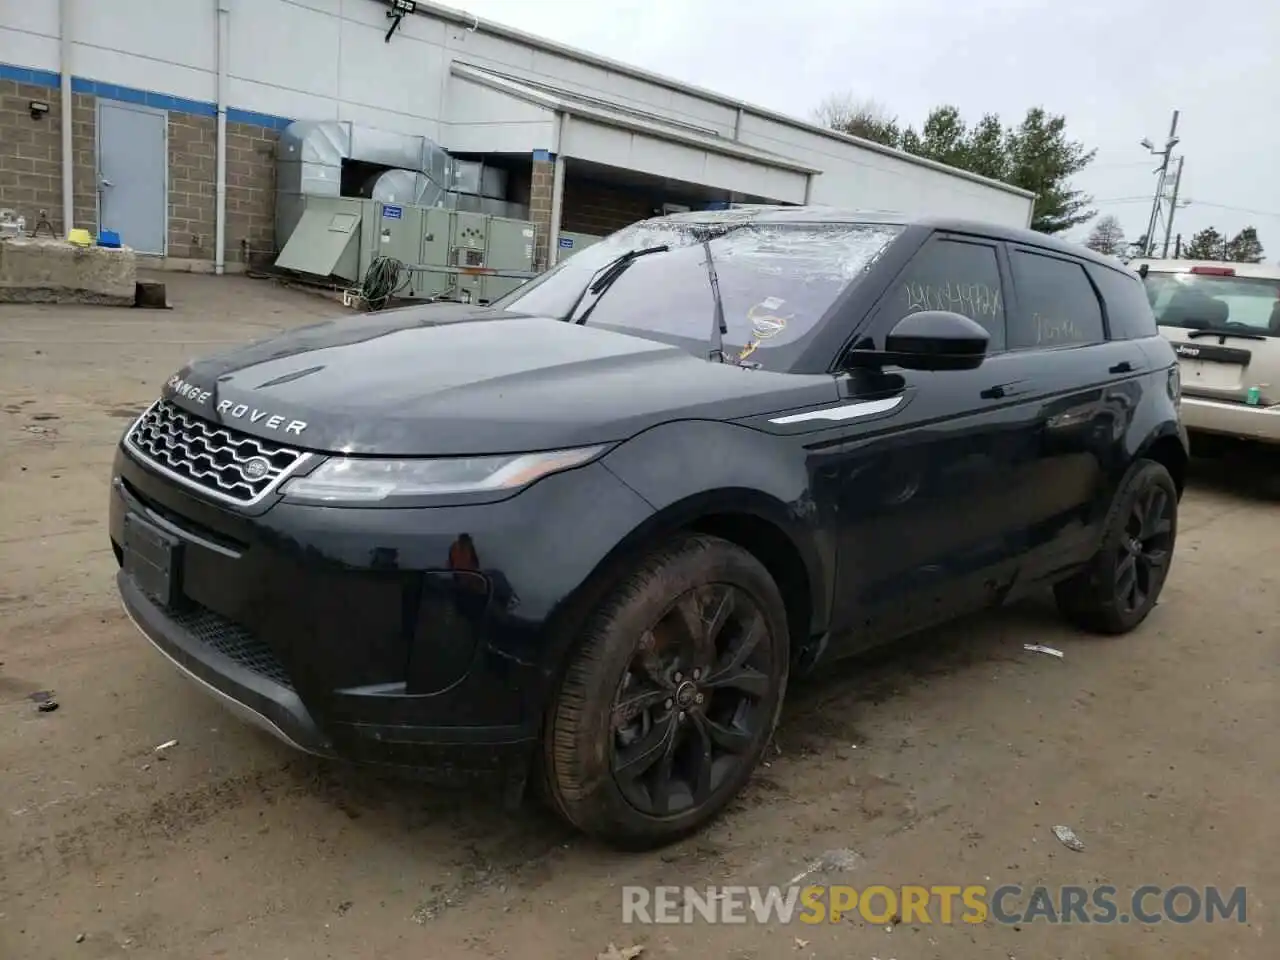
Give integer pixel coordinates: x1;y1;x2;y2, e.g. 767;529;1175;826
1;61;290;129
226;108;293;131
532;149;554;162
0;62;60;87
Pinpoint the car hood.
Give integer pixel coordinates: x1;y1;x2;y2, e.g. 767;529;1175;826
159;303;837;455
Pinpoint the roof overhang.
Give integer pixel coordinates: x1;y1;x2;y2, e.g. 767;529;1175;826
446;62;819;202
401;1;1035;202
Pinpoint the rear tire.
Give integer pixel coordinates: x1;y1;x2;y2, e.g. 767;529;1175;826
542;534;789;849
1054;459;1178;634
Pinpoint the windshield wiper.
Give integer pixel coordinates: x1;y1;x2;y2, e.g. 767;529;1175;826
568;244;669;325
1186;327;1266;341
701;239;729;363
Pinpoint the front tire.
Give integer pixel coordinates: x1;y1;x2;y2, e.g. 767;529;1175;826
1054;459;1179;634
543;534;789;849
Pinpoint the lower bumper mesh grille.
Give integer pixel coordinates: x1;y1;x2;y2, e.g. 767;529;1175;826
169;604;295;691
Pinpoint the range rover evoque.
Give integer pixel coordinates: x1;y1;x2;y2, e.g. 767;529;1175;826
111;208;1188;848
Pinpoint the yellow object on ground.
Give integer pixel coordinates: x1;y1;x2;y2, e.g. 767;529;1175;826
67;228;92;247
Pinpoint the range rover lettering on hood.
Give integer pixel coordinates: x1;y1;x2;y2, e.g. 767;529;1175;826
166;375;308;435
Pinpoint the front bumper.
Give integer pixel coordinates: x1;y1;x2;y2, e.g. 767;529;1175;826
119;570;336;757
1181;396;1280;444
110;442;654;777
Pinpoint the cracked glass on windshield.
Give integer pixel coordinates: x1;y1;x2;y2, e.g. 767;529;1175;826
492;221;903;369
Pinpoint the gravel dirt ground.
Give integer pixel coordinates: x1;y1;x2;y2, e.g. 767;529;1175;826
1;274;1276;959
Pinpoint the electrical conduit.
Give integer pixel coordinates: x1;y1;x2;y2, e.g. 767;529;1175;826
215;0;231;274
59;0;72;236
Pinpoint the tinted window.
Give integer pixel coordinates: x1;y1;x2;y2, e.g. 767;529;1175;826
881;239;1006;351
1009;250;1105;349
1089;265;1158;339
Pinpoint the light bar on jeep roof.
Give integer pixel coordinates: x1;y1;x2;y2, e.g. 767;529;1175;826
1189;265;1236;276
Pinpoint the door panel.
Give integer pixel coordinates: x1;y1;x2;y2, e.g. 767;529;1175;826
97;101;167;255
813;233;1034;652
1004;245;1152;581
812;235;1151;656
982;341;1148;585
817;350;1069;652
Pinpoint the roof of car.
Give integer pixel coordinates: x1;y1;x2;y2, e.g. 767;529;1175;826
1129;258;1280;280
647;205;1131;274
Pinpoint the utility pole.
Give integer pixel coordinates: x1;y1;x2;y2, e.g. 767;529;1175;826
1160;155;1185;258
1140;110;1180;257
1174;233;1182;258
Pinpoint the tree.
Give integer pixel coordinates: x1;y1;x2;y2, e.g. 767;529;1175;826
813;94;901;148
1127;234;1150;259
1085;215;1126;256
1184;227;1226;260
815;96;1097;235
1002;108;1096;234
1226;226;1265;263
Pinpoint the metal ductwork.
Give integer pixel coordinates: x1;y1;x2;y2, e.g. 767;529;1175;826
275;120;525;251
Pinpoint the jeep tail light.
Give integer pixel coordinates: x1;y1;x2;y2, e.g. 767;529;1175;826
1189;265;1235;276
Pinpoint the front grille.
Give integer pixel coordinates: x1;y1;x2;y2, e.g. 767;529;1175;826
169;603;295;690
126;399;308;505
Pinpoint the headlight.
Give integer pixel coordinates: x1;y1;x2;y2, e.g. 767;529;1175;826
280;445;608;503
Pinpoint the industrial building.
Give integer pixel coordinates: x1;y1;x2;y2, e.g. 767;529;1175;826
0;0;1035;286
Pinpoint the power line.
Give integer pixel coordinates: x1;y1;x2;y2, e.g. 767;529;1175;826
1184;200;1280;220
1091;197;1280;221
1089;161;1166;171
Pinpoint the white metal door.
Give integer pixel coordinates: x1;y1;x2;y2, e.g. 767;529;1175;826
97;101;167;255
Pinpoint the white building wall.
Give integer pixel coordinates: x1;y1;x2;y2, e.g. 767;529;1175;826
0;0;1034;223
445;77;556;154
562;118;809;205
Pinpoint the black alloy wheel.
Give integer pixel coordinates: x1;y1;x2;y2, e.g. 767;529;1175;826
609;584;772;817
542;534;789;848
1114;482;1174;616
1054;458;1180;635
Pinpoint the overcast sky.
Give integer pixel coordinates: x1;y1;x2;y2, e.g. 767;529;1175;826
445;0;1279;257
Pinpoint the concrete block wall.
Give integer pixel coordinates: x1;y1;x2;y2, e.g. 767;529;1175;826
0;80;95;237
561;179;653;238
0;64;288;265
529;154;555;271
165;114;277;263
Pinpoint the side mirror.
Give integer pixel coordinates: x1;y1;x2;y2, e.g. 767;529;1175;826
844;310;989;372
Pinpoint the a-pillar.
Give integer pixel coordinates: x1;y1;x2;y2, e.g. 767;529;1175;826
530;149;555;270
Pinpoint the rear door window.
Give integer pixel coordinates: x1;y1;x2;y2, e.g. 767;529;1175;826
1008;250;1106;349
1088;265;1158;340
1143;271;1280;336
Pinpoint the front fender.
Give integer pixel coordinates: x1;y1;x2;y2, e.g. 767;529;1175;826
598;419;834;635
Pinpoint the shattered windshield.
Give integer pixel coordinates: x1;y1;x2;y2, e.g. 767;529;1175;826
493;220;903;369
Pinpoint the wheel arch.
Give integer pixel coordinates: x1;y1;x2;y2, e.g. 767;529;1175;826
1136;423;1189;497
535;487;828;706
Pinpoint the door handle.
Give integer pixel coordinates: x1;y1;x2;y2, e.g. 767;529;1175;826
980;379;1029;401
1109;361;1133;374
